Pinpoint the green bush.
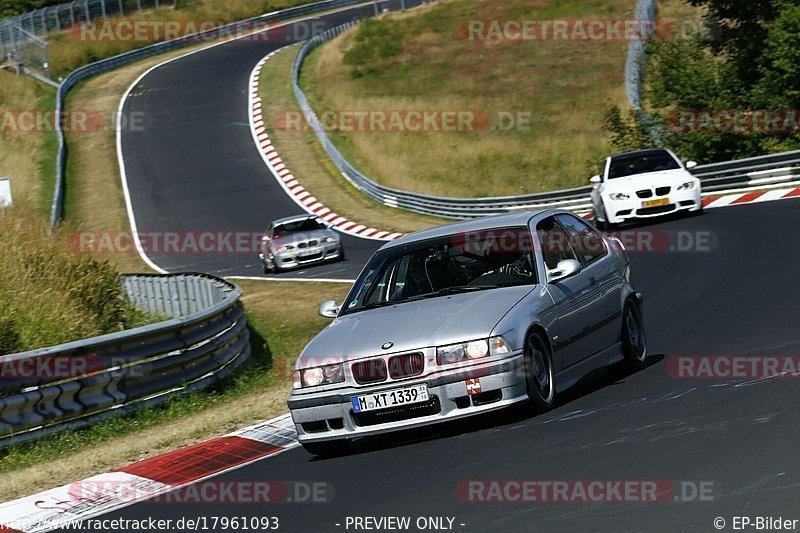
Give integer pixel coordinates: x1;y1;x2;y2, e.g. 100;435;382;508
604;0;800;163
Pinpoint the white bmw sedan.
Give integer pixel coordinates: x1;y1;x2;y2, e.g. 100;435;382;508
590;148;702;229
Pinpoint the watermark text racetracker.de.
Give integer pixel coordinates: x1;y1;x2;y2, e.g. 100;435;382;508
70;18;333;43
457;480;715;503
669;109;800;134
0;109;145;134
668;356;800;379
70;230;264;255
269;109;534;134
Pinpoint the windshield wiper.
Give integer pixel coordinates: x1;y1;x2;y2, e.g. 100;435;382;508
359;301;398;310
403;285;497;302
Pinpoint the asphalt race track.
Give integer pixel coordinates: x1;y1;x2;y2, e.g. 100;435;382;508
111;6;800;532
119;5;381;279
61;198;800;532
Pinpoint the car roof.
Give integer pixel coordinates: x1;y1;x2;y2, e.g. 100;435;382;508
609;148;672;160
270;214;319;225
381;209;554;250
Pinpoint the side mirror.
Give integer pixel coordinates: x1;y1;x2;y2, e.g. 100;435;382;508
318;300;341;318
685;161;698;169
589;175;601;184
547;259;582;283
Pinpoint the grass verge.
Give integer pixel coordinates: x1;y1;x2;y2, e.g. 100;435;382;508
47;0;317;79
0;71;58;216
299;0;633;197
0;206;155;354
259;44;443;233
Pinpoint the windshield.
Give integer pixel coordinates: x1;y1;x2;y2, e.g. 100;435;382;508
341;227;537;315
608;150;681;179
273;218;327;236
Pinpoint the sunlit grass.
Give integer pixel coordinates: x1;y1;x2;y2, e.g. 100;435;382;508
301;0;634;197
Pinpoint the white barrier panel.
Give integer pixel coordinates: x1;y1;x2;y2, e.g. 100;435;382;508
0;177;12;207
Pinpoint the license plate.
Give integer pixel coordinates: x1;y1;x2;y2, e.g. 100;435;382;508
643;197;669;208
351;384;429;413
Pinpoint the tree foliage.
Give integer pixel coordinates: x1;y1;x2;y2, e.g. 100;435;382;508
604;0;800;163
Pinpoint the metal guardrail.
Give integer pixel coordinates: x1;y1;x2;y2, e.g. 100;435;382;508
293;21;800;219
624;0;656;111
49;0;384;228
0;273;249;449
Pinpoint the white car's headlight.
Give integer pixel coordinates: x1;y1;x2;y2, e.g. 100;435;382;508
677;181;696;190
276;244;295;253
323;236;337;243
294;363;345;388
609;192;630;201
436;336;511;365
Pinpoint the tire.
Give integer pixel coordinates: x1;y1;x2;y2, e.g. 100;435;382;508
620;299;647;370
263;253;278;274
595;202;615;231
523;330;556;412
338;247;346;262
301;439;350;457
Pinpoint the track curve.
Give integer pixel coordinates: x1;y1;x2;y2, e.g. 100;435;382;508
65;199;800;532
119;5;380;279
111;5;800;531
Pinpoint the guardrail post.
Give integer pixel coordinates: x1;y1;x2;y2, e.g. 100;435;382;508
100;0;106;19
374;1;379;16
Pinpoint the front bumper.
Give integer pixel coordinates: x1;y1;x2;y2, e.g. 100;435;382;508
604;189;702;224
260;243;341;270
288;352;527;443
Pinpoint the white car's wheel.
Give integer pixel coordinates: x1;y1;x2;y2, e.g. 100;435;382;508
595;200;615;231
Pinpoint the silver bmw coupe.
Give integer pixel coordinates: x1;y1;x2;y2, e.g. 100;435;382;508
288;209;645;456
259;214;343;273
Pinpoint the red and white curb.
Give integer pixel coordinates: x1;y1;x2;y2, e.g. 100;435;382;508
0;414;298;533
701;186;800;209
579;186;800;221
248;47;404;242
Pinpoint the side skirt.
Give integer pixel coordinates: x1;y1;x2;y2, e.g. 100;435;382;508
554;342;623;393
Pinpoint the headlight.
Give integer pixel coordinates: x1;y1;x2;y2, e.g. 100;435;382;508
609;192;630;201
436;336;511;365
677;181;696;190
323;236;337;243
276;244;295;253
295;363;345;388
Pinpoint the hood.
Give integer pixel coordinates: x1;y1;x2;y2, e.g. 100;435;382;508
273;229;335;247
604;168;695;191
298;285;535;366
